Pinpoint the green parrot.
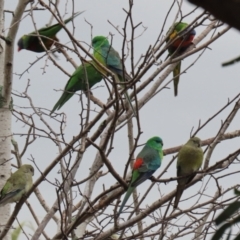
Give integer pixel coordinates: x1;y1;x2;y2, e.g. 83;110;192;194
91;36;136;117
166;22;196;96
118;136;164;216
50;60;104;114
17;11;84;53
0;164;34;206
174;137;203;208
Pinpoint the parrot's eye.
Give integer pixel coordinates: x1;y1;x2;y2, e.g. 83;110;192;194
193;139;200;147
155;139;163;146
92;39;98;45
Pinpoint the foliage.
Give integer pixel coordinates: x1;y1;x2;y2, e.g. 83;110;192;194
11;221;34;240
212;189;240;240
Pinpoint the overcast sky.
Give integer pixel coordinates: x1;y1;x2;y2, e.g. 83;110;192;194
3;0;240;239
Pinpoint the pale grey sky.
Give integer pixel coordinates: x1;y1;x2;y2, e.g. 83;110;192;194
3;0;240;239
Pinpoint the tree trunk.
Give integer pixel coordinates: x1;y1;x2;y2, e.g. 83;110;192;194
0;0;11;239
0;0;30;238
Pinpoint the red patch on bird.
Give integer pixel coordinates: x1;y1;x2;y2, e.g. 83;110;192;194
171;34;195;48
133;158;143;170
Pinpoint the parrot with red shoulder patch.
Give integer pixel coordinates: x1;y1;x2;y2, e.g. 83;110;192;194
118;136;164;216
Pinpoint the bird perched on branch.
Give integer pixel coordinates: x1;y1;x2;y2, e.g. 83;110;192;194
174;137;203;208
166;22;196;96
17;11;84;53
118;136;164;216
92;36;136;117
0;164;34;206
50;60;104;114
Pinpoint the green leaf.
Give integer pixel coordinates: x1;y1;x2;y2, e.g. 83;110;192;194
233;233;240;240
211;223;231;240
222;56;240;67
232;214;240;225
234;189;240;196
11;225;22;240
215;202;240;225
226;229;232;240
11;221;34;240
111;234;120;239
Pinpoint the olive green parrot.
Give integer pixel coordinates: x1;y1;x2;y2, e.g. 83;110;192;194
174;137;203;208
166;22;196;96
17;11;84;53
0;164;34;206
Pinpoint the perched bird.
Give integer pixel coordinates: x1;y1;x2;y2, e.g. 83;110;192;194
174;137;203;208
50;60;103;114
118;136;164;216
0;164;34;206
17;11;84;53
91;36;136;116
166;22;196;96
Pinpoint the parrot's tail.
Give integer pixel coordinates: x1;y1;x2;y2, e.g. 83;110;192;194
49;11;85;37
64;11;85;25
174;186;183;208
0;189;22;207
50;92;74;115
118;187;134;217
114;73;136;117
124;91;136;117
173;61;181;97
